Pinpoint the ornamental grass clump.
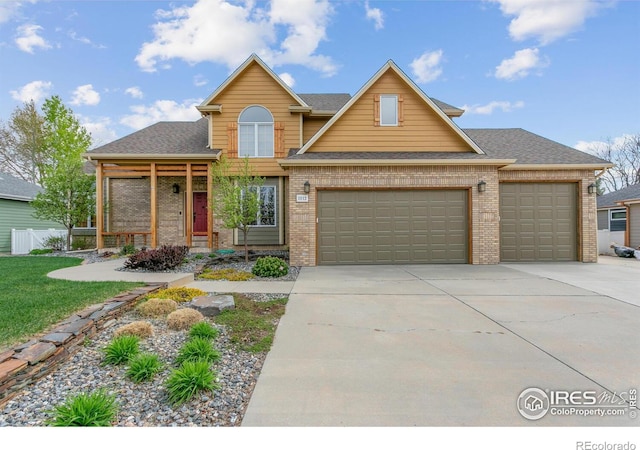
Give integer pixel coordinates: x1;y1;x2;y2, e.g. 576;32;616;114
188;321;219;341
46;389;117;427
126;353;163;383
137;298;178;317
113;321;154;339
167;308;204;330
102;335;140;366
175;337;221;366
251;256;289;278
165;361;220;406
152;287;206;303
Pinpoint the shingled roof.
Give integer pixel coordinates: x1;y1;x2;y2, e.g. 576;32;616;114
0;172;43;201
298;94;351;113
87;118;211;156
597;184;640;209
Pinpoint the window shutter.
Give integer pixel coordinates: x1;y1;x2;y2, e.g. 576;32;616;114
227;122;237;158
373;94;380;127
398;95;404;126
274;122;285;158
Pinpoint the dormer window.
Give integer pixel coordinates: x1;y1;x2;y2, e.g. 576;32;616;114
380;95;398;126
239;105;274;157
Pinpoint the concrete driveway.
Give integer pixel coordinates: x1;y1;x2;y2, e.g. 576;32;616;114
242;260;640;426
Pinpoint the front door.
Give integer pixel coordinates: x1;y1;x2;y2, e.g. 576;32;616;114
193;192;208;233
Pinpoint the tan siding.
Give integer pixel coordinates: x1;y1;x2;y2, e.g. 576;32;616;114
303;117;330;144
307;71;473;153
208;61;299;176
630;204;640;248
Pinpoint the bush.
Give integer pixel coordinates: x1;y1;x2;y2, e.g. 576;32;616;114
167;308;204;330
46;389;117;426
189;321;219;341
151;287;205;303
251;256;289;278
137;298;178;317
71;236;93;251
102;335;140;365
29;248;53;255
165;361;219;406
113;321;154;339
119;243;136;256
200;268;254;281
126;353;163;383
175;337;221;365
44;235;66;252
123;245;189;271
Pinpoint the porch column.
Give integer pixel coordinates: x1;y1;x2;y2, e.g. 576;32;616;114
150;163;157;247
95;162;104;249
186;163;193;247
207;161;213;249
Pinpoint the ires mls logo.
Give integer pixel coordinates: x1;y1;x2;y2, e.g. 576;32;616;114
518;388;550;420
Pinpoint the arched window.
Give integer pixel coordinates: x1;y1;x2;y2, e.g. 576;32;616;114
238;106;274;157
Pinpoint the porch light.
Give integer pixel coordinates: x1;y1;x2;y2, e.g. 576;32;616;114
587;183;596;195
172;183;180;194
477;180;487;193
303;181;311;194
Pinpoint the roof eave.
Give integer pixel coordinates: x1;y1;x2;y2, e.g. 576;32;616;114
499;163;614;170
84;153;220;161
279;158;516;168
0;194;33;202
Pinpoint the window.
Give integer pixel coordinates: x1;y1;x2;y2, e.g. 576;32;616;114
244;185;276;227
238;106;274;157
380;95;398;126
610;208;627;232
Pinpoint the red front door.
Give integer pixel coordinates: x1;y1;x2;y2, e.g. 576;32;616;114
193;192;208;233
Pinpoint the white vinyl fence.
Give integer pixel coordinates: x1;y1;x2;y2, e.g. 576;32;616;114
597;230;625;256
11;228;66;255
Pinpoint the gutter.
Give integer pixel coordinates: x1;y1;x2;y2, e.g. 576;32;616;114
279;158;516;168
84;153;220;161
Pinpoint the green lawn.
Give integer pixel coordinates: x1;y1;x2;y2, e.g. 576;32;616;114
0;257;142;351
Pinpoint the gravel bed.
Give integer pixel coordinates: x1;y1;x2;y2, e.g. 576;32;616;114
0;293;281;427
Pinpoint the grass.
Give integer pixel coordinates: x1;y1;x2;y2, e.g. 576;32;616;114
0;257;142;351
175;337;221;365
46;389;118;426
102;335;140;366
188;321;219;340
126;353;163;383
165;361;220;406
214;294;288;353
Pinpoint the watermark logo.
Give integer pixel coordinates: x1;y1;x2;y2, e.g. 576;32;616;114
517;387;637;421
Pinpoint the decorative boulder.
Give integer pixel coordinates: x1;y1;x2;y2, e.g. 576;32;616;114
189;295;235;317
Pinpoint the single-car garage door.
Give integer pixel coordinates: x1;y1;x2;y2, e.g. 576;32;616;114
500;183;577;262
317;190;468;264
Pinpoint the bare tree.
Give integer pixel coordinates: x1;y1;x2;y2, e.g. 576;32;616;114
0;100;50;185
589;134;640;193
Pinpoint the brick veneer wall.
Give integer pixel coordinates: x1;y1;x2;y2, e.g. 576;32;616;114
0;284;165;408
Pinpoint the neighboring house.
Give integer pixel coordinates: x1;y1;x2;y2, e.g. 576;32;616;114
0;172;62;253
85;54;611;266
597;184;640;250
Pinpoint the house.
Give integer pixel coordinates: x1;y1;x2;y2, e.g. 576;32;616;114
0;172;62;253
597;184;640;252
85;54;611;266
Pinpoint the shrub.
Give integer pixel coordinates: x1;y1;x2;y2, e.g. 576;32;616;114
137;298;178;317
102;335;140;365
189;321;219;341
175;337;221;365
123;245;189;271
119;243;136;256
200;268;254;281
194;253;204;260
71;236;93;251
165;361;219;406
167;308;204;330
29;248;53;255
46;390;117;426
113;321;154;339
44;235;66;252
151;287;205;303
251;256;289;278
126;353;163;383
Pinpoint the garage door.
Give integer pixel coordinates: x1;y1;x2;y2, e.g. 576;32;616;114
317;190;468;264
500;183;577;262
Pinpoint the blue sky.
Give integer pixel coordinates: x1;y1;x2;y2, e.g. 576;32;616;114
0;0;638;153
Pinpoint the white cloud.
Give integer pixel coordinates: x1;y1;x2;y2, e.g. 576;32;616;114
70;84;101;106
460;100;525;115
495;47;548;80
365;1;384;30
135;0;337;76
125;86;144;99
80;116;118;148
278;72;295;87
409;50;444;84
68;30;106;49
489;0;604;45
15;24;51;53
0;1;25;24
120;99;203;130
575;134;634;154
193;74;208;87
10;80;52;103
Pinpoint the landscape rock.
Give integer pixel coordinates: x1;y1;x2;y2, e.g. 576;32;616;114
189;295;235;317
